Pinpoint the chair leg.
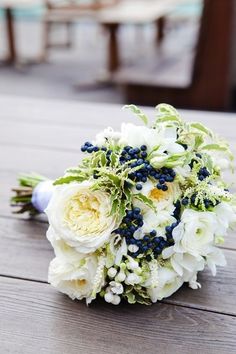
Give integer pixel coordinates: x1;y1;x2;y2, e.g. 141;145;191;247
66;22;74;48
41;20;51;61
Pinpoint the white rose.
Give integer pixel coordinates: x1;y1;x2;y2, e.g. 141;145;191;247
45;181;118;254
172;209;217;257
147;267;183;302
48;253;104;304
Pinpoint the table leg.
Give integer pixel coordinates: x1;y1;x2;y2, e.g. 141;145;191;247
105;23;120;74
5;7;17;63
156;16;166;45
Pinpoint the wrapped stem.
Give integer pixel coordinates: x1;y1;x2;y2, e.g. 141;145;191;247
11;173;49;216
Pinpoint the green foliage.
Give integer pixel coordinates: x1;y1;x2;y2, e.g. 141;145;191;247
123;104;149;125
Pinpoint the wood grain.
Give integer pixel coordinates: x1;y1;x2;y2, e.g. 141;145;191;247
1;276;236;354
1;96;236;353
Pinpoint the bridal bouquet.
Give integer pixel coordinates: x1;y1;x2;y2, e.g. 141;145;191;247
12;104;236;305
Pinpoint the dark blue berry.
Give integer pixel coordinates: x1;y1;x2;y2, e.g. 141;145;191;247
150;230;157;237
141;145;147;151
136;183;143;191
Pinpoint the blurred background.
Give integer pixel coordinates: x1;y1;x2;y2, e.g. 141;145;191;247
0;0;235;111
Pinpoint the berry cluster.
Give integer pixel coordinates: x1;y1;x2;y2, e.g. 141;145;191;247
198;167;210;181
182;193;218;209
114;208;178;259
120;145;176;191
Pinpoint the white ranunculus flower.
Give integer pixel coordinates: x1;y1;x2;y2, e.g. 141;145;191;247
213;202;236;237
48;253;104;304
147;267;183;302
172;209;217;257
45;181;118;254
120;123;183;154
205;246;226;276
94;127;121;147
162;251;205;280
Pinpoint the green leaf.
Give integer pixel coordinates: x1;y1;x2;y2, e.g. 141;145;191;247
53;175;86;185
190;122;213;137
123;104;149;125
134;193;156;211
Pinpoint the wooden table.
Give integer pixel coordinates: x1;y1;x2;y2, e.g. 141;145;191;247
97;0;190;74
0;95;236;353
0;0;41;65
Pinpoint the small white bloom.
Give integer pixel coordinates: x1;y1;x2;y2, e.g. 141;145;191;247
109;281;124;295
94;127;121;147
116;272;126;282
128;244;139;253
107;267;117;278
46;181;118;254
125;273;141;285
127;258;139;270
104;291;114;303
111;295;121;305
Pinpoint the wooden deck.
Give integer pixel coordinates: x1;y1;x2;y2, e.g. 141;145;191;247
0;95;236;353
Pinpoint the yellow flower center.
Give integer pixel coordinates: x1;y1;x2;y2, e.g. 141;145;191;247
63;192;108;236
149;184;171;202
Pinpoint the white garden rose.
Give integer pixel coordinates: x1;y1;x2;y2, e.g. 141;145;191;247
135;179;181;212
45;181;118;254
147;267;183;302
48;253;104;304
171;209;217;257
47;226;82;262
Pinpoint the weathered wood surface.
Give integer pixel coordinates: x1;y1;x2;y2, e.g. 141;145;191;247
0;95;236;353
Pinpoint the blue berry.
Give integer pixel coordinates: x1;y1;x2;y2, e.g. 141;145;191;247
157;184;162;190
146;255;152;262
136;183;142;190
150;230;157;237
199;175;204;181
87;146;94;153
182;197;189;206
162;185;168;191
81;146;87;152
133;207;141;215
143;235;149;242
141;151;147;158
141;145;147;151
159;178;165;185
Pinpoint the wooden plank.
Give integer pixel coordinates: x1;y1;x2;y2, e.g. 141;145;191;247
1;276;236;354
0;215;236;315
1;113;236;154
0;95;236;131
